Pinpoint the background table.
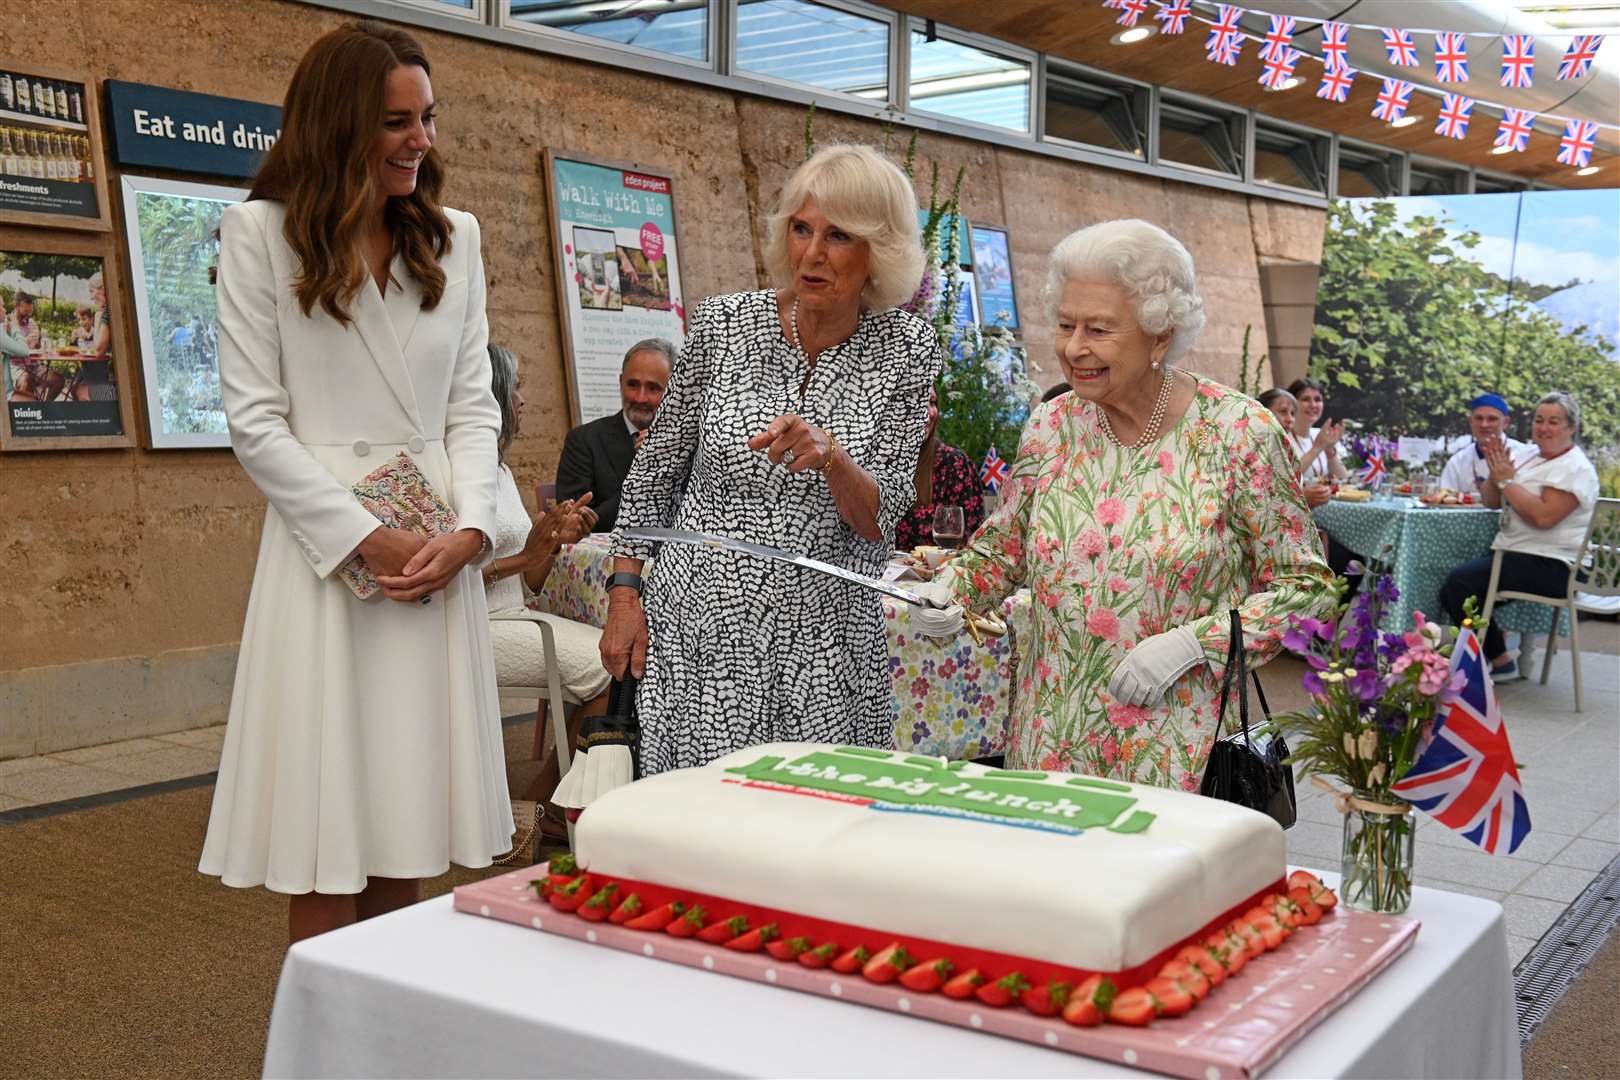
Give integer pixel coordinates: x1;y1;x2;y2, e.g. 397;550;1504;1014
531;535;1019;761
1313;496;1553;636
262;872;1521;1079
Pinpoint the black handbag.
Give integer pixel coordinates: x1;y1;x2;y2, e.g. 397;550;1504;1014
1199;609;1297;830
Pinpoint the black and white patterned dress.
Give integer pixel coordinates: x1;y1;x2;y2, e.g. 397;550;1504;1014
611;290;942;775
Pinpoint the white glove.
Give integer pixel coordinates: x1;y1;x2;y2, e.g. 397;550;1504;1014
1108;626;1206;706
908;578;965;640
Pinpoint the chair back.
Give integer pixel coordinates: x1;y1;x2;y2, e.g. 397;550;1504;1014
1576;497;1620;598
537;482;557;511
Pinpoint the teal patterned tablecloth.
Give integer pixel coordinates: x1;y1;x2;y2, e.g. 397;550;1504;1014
530;535;1017;761
1313;497;1561;636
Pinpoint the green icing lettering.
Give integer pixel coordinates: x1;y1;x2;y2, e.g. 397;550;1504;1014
835;747;894;760
1109;810;1155;834
945;761;967;772
1065;776;1133;793
986;769;1048;780
904;755;941;768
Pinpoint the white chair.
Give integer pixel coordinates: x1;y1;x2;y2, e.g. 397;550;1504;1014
1483;497;1620;713
489;611;573;852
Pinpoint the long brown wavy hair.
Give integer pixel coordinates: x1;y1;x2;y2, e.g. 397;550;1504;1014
249;20;452;325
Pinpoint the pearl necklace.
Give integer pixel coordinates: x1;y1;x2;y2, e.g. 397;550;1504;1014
789;297;804;357
1097;368;1175;450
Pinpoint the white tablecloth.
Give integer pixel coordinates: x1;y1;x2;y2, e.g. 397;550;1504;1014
263;872;1521;1079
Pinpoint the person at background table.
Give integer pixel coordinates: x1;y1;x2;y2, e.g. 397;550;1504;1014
1438;393;1530;494
554;338;673;532
920;220;1335;787
71;305;96;351
7;291;40;349
481;344;611;832
601;143;941;776
70;271;117;402
1439;392;1598;683
896;385;986;551
199;21;511;944
1287;377;1348;483
1;294;43;402
1264;385;1363;578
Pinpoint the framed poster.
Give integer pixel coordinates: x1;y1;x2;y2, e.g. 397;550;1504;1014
969;224;1018;331
120;174;244;448
0;231;135;449
543;149;687;425
0;63;112;231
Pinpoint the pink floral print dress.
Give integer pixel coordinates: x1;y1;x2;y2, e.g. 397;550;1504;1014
942;377;1336;789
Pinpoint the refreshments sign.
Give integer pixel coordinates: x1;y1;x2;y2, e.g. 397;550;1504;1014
104;81;281;181
0;66;98;222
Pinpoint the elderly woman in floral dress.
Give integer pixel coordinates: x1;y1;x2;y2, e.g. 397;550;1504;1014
923;220;1336;789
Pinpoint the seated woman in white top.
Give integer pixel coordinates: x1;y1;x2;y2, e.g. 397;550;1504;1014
1439;392;1600;682
483;344;612;809
1287;377;1348;482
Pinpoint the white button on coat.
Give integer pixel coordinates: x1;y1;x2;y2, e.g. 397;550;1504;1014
352;440;371;457
407;435;427;454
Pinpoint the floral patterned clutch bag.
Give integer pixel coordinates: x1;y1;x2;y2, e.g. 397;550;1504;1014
337;451;459;600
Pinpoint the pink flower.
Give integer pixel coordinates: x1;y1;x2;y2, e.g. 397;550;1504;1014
1039;753;1062;770
1180;772;1200;792
1107;702;1152;729
1101;736;1120;765
1077;529;1106;559
1109;576;1131;593
1110;535;1124;550
1199;383;1223;399
1087;608;1121;641
1097;498;1126;527
1159;450;1175;472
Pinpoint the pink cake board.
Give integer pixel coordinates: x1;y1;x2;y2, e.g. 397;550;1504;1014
455;866;1419;1080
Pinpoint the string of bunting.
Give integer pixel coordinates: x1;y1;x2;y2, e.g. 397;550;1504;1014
1100;0;1611;167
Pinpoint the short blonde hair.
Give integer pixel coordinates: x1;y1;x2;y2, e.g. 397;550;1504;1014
1044;219;1206;367
763;144;924;311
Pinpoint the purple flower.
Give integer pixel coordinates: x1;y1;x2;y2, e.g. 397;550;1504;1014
1302;671;1326;697
1351;668;1383;702
1374;574;1401;605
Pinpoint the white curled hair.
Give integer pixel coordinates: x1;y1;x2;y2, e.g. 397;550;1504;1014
763;144;924;312
1043;219;1206;366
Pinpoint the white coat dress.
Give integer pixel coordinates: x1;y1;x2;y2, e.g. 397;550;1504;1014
199;199;513;894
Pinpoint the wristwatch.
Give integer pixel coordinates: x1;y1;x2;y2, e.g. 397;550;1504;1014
1498;476;1518;488
608;571;645;596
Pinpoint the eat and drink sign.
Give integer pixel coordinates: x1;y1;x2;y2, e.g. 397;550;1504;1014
104;81;281;180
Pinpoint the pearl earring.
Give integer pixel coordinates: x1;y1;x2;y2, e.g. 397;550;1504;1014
1151;361;1161;370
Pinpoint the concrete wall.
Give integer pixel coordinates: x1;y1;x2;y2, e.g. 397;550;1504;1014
0;0;1326;758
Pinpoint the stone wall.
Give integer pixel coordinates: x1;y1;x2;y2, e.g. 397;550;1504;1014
0;0;1325;757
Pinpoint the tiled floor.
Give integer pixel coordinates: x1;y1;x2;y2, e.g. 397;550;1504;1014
3;662;1616;967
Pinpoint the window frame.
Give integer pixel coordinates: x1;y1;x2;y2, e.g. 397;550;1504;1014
1405;152;1470;197
901;16;1037;136
500;0;720;72
1154;89;1246;181
726;0;899;108
1041;57;1150;164
1330;136;1404;200
1250;114;1329;195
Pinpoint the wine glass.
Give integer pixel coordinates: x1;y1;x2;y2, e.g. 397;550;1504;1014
932;505;965;549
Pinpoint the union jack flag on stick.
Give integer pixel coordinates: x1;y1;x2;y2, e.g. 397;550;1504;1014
1557;119;1598;167
1321;22;1350;72
1495;108;1537;153
1372;78;1415;123
1435;31;1469;82
980;447;1009;492
1317;64;1355;102
1435;94;1474;139
1156;0;1192;35
1384;27;1418;66
1558;35;1604;80
1260;14;1296;61
1391;630;1531;855
1500;34;1535;88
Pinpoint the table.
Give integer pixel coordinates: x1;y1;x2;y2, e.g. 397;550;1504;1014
532;535;1020;760
261;872;1521;1079
1314;496;1553;636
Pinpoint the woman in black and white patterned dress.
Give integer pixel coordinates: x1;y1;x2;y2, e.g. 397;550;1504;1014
601;144;943;776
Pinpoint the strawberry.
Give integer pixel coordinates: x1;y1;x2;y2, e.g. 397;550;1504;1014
1176;946;1225;986
547;852;579;876
974;972;1031;1008
724;922;779;952
766;935;811;960
577;884;619;923
861;943;914;984
548;875;592;913
1231;921;1266;959
1158;960;1210;1000
941;969;986;999
1145;977;1194;1017
697;915;748;944
1060;975;1116;1027
531;877;554;900
1271;895;1306;928
666;905;707;938
1288;887;1325;925
1108;986;1156;1026
1311;882;1339;911
798;942;839;969
1207;931;1246;975
608;893;643;925
1019;980;1073;1017
1258;919;1287;950
899;958;954;993
829;945;870;974
1288;869;1325;893
625;901;685;931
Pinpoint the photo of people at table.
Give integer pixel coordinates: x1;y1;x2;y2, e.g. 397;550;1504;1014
571;226;621;311
2;251;121;437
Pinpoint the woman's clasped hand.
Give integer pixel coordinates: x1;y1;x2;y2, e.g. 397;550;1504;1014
748;413;834;473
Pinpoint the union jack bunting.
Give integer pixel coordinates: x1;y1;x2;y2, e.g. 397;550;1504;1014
1495;108;1537;152
1100;0;1125;8
1435;94;1474;139
980;447;1009;492
1558;35;1605;80
1500;34;1535;88
1114;0;1149;28
1557;119;1598;167
1259;47;1301;89
1372;78;1415;122
1317;64;1356;102
1260;14;1296;61
1205;4;1244;53
1156;0;1192;35
1435;31;1469;82
1321;22;1350;72
1383;27;1418;66
1206;34;1243;66
1391;630;1531;856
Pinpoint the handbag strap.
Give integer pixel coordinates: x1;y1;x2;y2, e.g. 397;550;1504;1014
1213;609;1254;747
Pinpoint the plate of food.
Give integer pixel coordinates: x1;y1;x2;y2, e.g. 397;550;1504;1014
1419;489;1483;508
1332;487;1372;503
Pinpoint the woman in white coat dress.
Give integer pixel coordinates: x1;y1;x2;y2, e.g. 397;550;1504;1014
199;21;512;944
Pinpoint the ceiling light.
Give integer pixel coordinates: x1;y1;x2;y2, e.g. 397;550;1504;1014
1110;26;1156;44
1576;165;1602;176
1391;115;1421;128
1491;144;1515;154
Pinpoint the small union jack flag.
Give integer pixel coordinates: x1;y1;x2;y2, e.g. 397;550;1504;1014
1317;64;1355;102
1259;47;1301;89
1435;94;1474;139
1205;4;1245;53
980;447;1009;492
1558;34;1605;80
1358;454;1387;485
1206;34;1243;66
1100;0;1125;7
1558;119;1599;167
1392;630;1532;855
1495;108;1537;152
1115;0;1149;28
1500;34;1535;88
1321;22;1350;72
1260;14;1296;61
1435;31;1469;82
1156;0;1192;35
1384;27;1418;66
1372;78;1415;122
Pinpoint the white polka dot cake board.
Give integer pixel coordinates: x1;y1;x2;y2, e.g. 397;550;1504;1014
455;866;1419;1080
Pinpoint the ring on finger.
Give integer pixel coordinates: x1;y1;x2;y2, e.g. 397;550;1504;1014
782;448;796;466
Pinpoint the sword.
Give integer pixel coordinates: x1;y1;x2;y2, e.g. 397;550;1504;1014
620;527;946;609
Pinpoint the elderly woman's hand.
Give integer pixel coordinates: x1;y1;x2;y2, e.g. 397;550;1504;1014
1108;627;1206;706
1303;481;1332;508
748;414;834;473
1485;440;1518;485
601;590;649;679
